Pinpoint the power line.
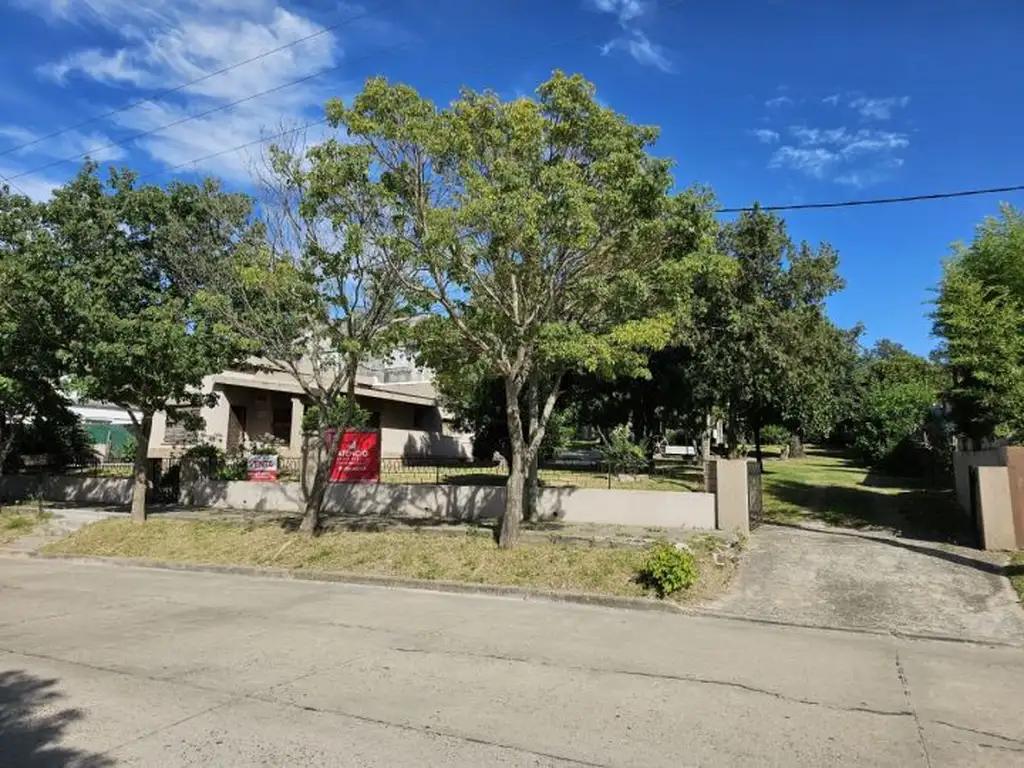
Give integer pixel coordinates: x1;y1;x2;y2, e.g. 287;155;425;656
0;2;393;160
4;32;421;184
716;185;1024;213
137;118;328;181
126;0;689;184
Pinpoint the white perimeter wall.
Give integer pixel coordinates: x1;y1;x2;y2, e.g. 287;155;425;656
188;480;716;529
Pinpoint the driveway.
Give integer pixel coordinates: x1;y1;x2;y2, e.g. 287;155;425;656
710;522;1024;644
2;556;1024;765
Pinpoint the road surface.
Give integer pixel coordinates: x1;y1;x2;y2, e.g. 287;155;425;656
1;556;1022;766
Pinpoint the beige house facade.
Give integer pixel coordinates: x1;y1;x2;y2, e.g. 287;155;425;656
147;353;472;461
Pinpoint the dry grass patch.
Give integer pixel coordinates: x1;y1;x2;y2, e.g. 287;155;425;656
43;519;734;602
0;506;48;546
1009;551;1024;604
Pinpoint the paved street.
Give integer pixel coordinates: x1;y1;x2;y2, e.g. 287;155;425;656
1;557;1023;766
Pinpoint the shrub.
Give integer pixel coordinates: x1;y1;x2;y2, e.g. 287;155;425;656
759;425;789;446
600;425;648;474
638;541;698;598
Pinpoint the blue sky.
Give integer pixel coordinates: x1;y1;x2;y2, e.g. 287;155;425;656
2;0;1022;355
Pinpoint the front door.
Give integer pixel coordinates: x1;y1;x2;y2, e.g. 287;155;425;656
227;405;248;451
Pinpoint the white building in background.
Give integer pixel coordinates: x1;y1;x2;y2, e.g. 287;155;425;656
67;399;140;426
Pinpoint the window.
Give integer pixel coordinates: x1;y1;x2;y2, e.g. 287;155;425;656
413;406;438;431
164;407;201;445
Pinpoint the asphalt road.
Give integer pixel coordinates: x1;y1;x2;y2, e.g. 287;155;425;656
1;557;1023;767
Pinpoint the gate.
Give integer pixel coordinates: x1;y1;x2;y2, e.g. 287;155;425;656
747;459;764;528
149;458;181;504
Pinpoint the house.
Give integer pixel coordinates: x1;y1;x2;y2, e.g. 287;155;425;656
146;352;473;461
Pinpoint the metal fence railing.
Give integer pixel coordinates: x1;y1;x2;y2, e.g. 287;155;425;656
6;455;705;494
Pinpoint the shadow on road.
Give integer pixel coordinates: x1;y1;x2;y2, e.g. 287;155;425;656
766;521;1005;578
0;669;113;767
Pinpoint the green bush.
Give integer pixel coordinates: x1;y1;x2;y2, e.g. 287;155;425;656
600;425;648;474
638;541;698;598
759;425;789;446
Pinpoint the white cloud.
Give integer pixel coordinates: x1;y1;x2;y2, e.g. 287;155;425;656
769;146;839;179
588;0;648;23
835;160;904;188
601;30;673;72
592;0;672;73
849;95;910;120
764;95;793;109
822;94;840;106
750;128;779;144
0;125;127;163
0;167;65;201
14;0;356;182
764;125;909;187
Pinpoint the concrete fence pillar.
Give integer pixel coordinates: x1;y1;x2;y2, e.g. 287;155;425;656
975;466;1017;550
712;459;750;536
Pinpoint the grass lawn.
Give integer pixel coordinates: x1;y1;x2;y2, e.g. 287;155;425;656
1009;552;1024;603
0;505;49;546
761;448;967;542
42;519;735;602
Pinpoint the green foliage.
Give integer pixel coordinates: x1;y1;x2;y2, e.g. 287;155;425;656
114;435;137;463
323;71;681;545
0;187;69;468
48;165;256;420
933;205;1024;443
759;425;790;446
302;399;371;433
638;540;698;598
842;341;948;476
600;425;648;473
1;407;95;472
181;443;247;481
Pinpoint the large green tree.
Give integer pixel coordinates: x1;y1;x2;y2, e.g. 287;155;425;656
47;165;255;521
682;207;845;465
324;72;678;547
933;204;1024;444
0;187;69;470
175;131;412;533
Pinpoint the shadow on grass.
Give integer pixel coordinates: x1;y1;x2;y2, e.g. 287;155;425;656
764;475;973;545
0;670;113;767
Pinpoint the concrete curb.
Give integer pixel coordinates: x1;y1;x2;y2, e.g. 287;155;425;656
15;553;1021;647
26;552;685;615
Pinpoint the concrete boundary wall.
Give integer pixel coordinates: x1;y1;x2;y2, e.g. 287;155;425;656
1;462;744;532
188;479;718;529
953;447;1024;549
0;476;133;506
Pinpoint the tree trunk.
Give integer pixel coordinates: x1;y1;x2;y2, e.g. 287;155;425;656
501;449;526;548
524;376;539;522
500;374;525;548
753;421;764;474
0;427;15;474
725;406;742;459
700;414;712;463
789;432;805;459
300;419;341;535
130;413;152;524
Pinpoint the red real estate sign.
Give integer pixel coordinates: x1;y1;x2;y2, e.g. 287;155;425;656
327;429;381;483
246;454;279;482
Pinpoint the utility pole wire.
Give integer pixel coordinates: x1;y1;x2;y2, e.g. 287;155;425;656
716;185;1024;213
